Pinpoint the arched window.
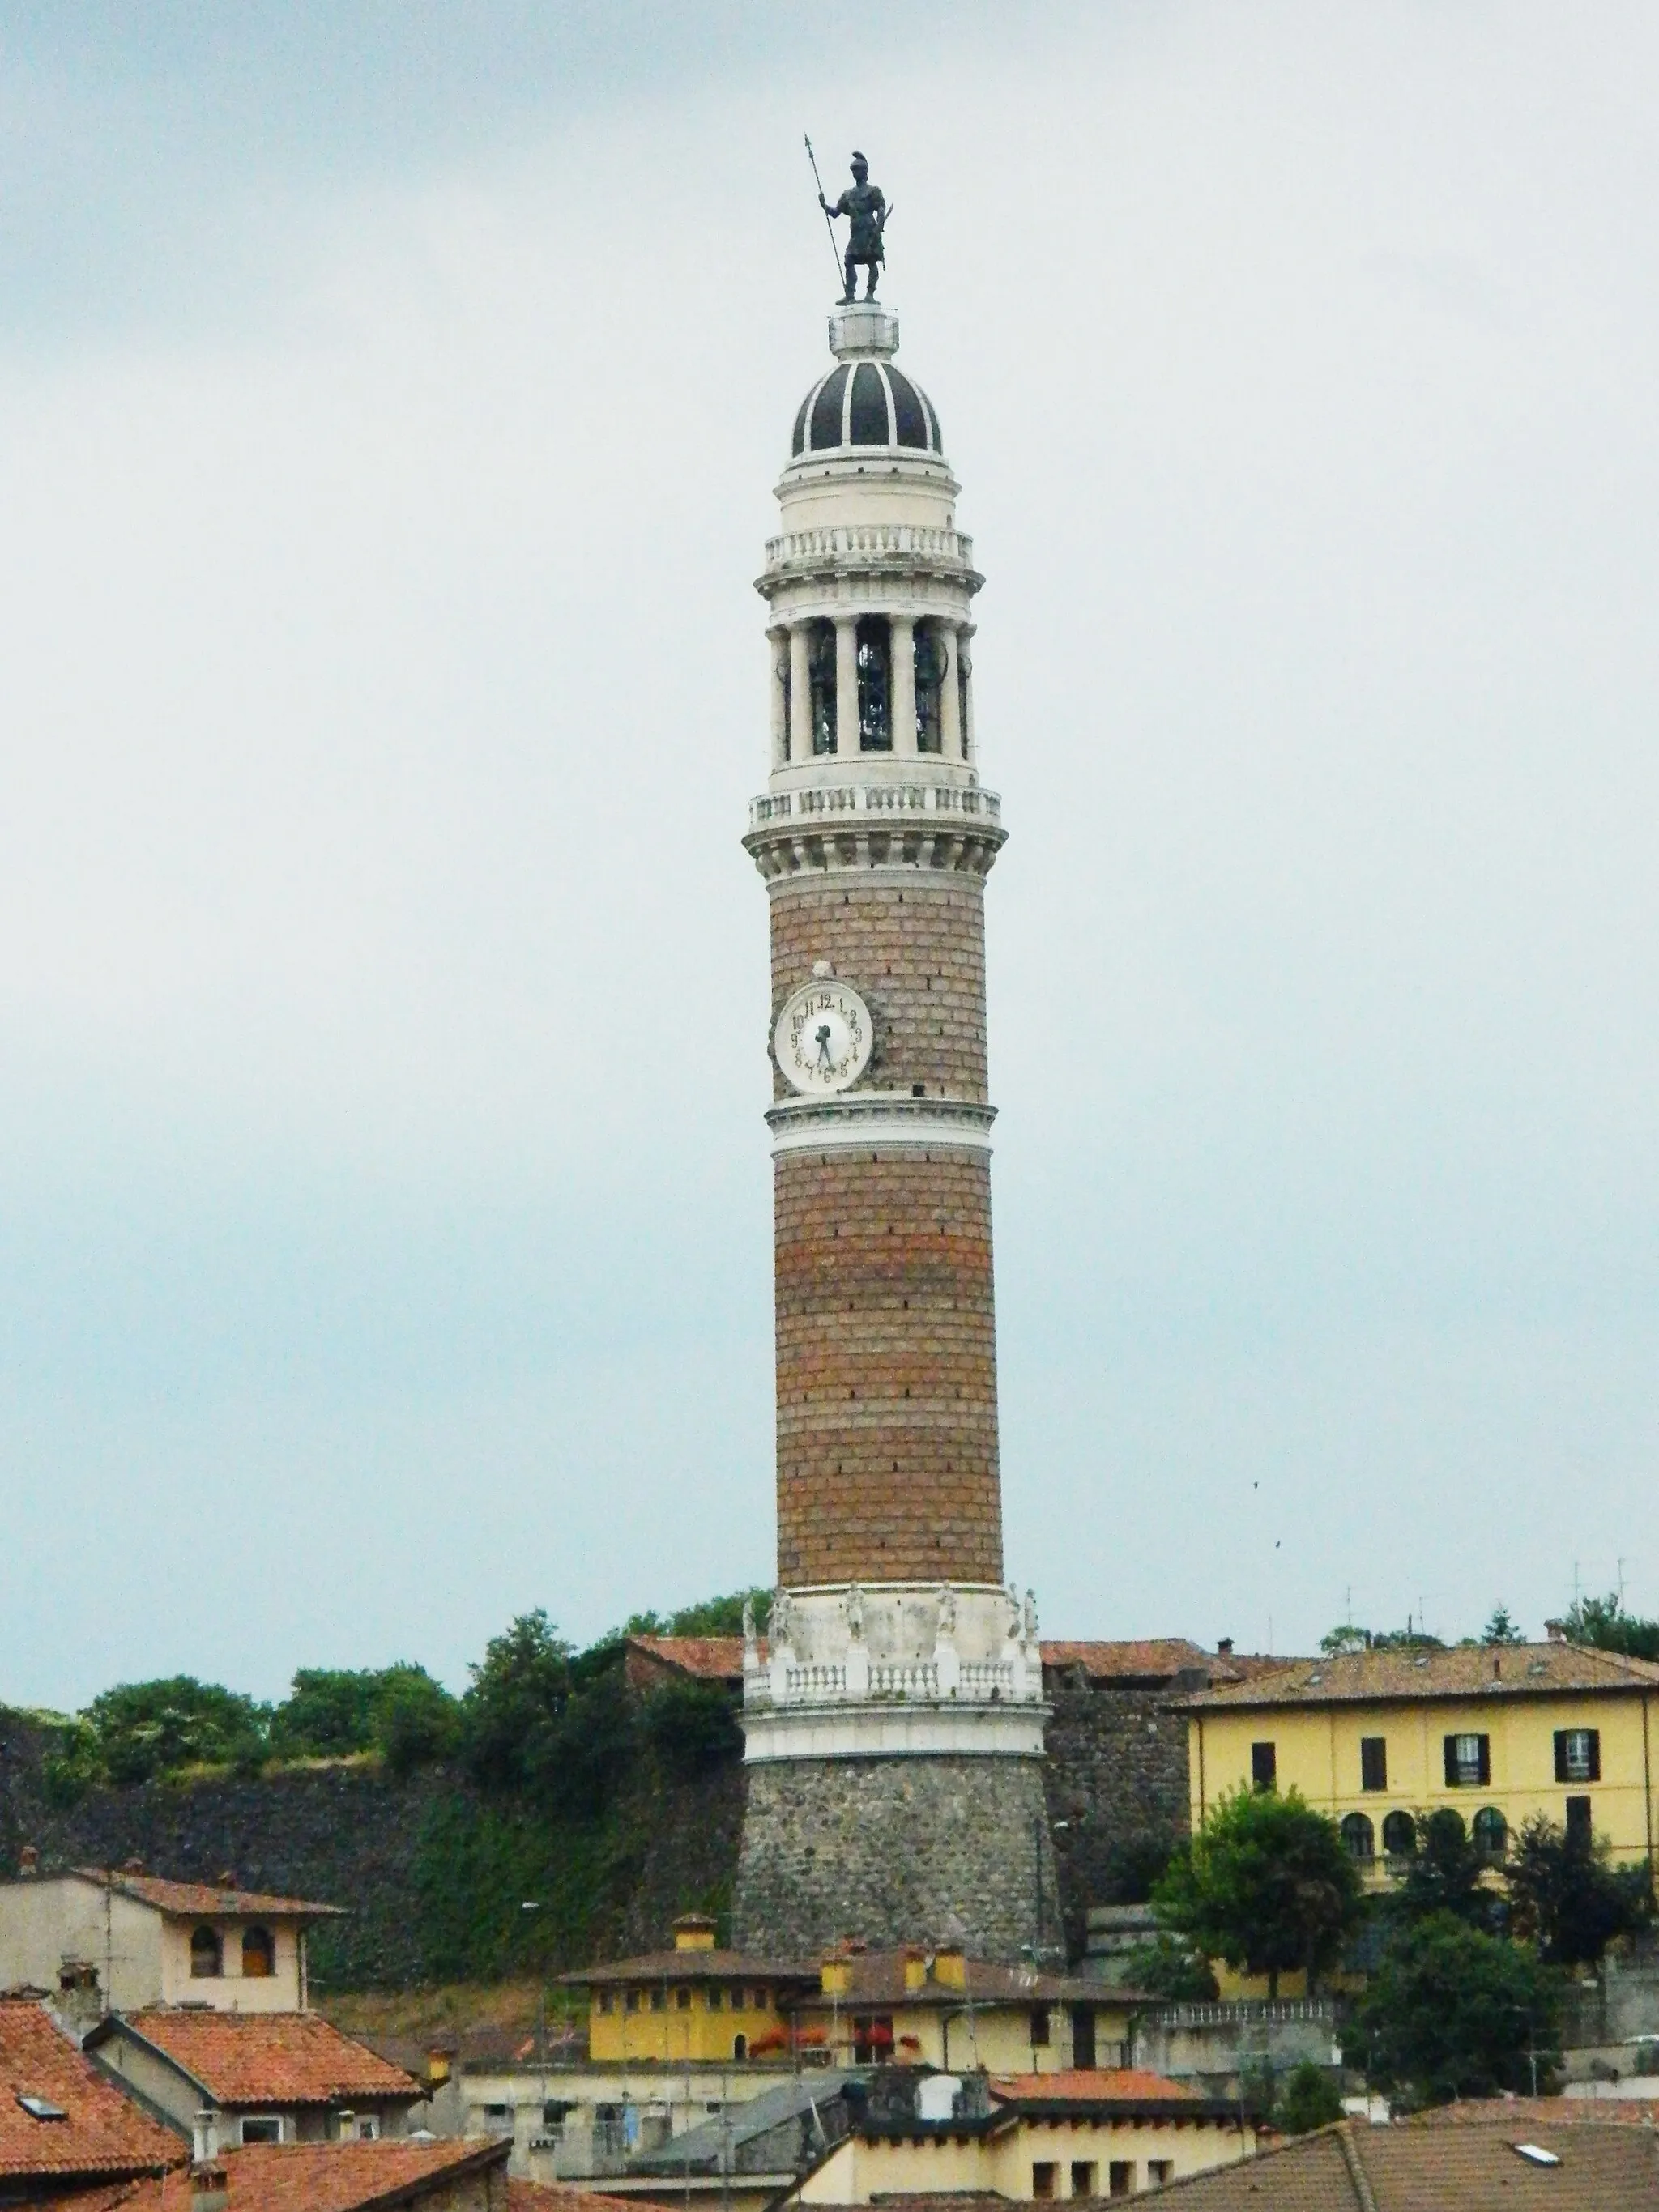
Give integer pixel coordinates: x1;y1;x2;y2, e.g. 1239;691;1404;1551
1380;1811;1416;1859
190;1927;223;1979
1340;1813;1375;1860
241;1927;275;1979
855;616;892;751
732;2034;747;2062
914;629;945;754
1473;1807;1509;1860
808;623;837;755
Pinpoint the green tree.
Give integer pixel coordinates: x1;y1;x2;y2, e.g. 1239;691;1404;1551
1395;1809;1496;1929
1153;1787;1363;1998
371;1668;462;1778
1346;1912;1560;2104
1121;1934;1218;2001
639;1681;743;1775
1277;2060;1344;2134
461;1612;575;1792
1563;1595;1659;1663
270;1669;384;1758
1480;1606;1526;1646
1320;1624;1373;1655
1506;1813;1651;1966
83;1678;269;1786
1102;1831;1176;1906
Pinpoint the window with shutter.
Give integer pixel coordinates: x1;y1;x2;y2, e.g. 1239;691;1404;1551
1360;1737;1387;1792
1444;1733;1488;1786
1559;1728;1599;1784
1566;1796;1593;1847
1251;1741;1277;1791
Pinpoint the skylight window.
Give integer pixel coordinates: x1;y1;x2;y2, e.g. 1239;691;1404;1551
17;2095;68;2120
1512;2142;1560;2166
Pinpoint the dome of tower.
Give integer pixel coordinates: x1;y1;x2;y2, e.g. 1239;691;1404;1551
789;357;945;459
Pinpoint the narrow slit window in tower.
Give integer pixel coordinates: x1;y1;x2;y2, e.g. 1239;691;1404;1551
808;621;837;754
856;615;892;751
914;626;945;753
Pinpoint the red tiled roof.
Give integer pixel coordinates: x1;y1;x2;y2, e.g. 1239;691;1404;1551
104;2011;420;2108
991;2069;1201;2104
73;1868;343;1919
627;1636;753;1681
0;1999;182;2180
92;2137;509;2210
1040;1641;1221;1681
557;1947;817;1988
1182;1641;1659;1711
1409;2095;1659;2128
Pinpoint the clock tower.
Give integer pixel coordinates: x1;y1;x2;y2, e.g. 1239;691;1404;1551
732;290;1058;1962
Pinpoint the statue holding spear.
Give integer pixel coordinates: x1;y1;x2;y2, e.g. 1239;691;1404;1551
805;140;892;304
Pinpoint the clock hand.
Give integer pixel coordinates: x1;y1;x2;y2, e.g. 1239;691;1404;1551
814;1024;834;1070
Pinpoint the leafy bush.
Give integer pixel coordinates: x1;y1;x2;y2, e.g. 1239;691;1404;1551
1394;1808;1500;1929
1101;1831;1175;1905
1277;2061;1344;2134
1122;1934;1218;2001
270;1669;387;1758
372;1669;462;1778
83;1678;270;1787
640;1681;743;1775
1345;1912;1561;2104
1506;1813;1651;1965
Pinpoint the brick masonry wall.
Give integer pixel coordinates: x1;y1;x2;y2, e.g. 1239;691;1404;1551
774;1145;1001;1586
733;1754;1062;1963
768;876;990;1101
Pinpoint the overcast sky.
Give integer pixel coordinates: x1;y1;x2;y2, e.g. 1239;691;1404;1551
2;2;1656;1709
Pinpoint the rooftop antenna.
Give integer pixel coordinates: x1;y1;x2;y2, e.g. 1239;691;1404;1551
803;138;846;288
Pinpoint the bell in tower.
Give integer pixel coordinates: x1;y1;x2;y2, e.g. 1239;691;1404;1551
733;172;1059;1962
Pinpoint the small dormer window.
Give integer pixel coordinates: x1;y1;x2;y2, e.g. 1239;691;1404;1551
190;1927;223;1979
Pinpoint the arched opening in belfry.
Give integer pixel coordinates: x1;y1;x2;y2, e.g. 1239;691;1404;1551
808;621;837;754
915;625;945;754
856;616;892;751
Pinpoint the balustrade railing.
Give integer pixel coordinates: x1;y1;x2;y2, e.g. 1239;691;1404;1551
869;1661;940;1696
957;1660;1015;1697
764;523;975;569
749;785;1000;829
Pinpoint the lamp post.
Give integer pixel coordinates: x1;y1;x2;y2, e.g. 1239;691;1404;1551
522;1903;548;2158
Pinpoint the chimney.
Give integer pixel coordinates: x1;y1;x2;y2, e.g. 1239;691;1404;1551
1216;1639;1235;1658
215;1871;237;1892
1545;1619;1567;1643
17;1846;38;1879
192;2111;220;2164
902;1946;928;1992
932;1946;966;1989
121;1858;144;1876
336;2110;356;2142
191;2162;230;2212
672;1913;718;1953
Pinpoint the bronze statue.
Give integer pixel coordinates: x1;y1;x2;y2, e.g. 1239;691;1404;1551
820;151;888;303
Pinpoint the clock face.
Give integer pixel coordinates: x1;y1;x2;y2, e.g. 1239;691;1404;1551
774;978;873;1095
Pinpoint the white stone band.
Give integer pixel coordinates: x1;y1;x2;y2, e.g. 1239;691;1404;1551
767;1095;996;1156
742;1703;1048;1763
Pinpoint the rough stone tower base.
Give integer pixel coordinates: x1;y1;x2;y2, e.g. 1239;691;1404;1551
733;1754;1062;1963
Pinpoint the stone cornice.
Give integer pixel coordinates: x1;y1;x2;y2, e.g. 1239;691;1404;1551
766;1093;996;1156
744;782;1005;880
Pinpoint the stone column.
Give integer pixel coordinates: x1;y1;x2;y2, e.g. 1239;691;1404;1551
769;631;788;770
890;616;917;758
960;632;975;763
940;626;963;761
834;616;859;759
789;624;812;762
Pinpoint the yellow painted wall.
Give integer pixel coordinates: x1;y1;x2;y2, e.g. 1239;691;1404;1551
800;1998;1137;2074
1189;1691;1657;1873
588;1979;790;2065
795;2113;1254;2202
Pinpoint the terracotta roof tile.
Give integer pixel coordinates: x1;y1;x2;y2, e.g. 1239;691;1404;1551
990;2069;1201;2104
73;1869;343;1919
105;2010;420;2108
98;2137;510;2210
626;1637;753;1681
1408;2095;1659;2128
1181;1641;1659;1711
557;1949;817;1987
1040;1641;1221;1681
506;2187;642;2212
1139;2116;1659;2206
0;1998;182;2180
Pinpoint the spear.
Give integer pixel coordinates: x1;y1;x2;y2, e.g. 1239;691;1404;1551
804;136;846;289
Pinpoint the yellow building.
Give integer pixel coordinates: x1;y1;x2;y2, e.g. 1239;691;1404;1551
787;1946;1141;2076
1183;1639;1659;1885
559;1915;819;2066
790;2069;1256;2203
